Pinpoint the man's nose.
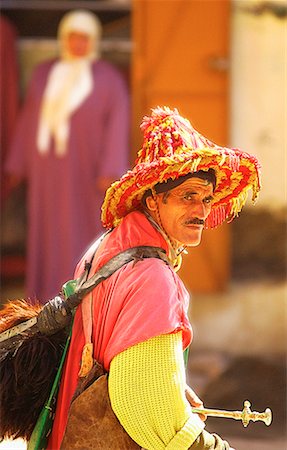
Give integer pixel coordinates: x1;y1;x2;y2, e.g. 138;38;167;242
190;200;209;219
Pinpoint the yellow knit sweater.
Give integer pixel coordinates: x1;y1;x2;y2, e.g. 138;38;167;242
108;332;205;449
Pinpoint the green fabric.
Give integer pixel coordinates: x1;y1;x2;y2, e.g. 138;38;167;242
27;280;76;450
62;279;78;298
183;347;190;368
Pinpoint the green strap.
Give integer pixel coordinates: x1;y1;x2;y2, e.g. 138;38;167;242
27;281;76;450
27;328;72;450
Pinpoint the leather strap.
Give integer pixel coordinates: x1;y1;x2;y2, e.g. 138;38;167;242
0;246;169;359
66;245;169;309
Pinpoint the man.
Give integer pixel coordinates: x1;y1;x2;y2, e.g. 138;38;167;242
48;107;261;449
4;9;129;301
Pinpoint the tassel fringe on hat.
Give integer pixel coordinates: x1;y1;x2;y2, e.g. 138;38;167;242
101;106;261;229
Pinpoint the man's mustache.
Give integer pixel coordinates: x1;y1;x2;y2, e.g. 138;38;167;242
184;218;205;226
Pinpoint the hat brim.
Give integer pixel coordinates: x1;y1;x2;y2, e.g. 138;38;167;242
101;146;261;229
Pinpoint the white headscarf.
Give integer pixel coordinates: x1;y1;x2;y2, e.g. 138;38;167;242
37;10;102;156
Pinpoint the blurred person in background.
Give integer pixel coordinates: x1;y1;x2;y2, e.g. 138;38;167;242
4;9;130;302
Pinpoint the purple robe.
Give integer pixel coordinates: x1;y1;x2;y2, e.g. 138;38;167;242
5;59;129;302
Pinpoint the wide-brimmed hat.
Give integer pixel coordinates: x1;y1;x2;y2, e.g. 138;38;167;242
101;106;261;229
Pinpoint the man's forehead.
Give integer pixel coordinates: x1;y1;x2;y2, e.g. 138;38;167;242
170;177;214;193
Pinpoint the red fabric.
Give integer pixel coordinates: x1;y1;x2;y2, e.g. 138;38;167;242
48;211;192;450
0;15;19;202
0;16;19;158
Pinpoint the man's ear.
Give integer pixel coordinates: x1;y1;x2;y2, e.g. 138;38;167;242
145;195;157;212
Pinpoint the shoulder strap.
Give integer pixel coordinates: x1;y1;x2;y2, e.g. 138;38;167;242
0;246;169;357
76;245;169;378
66;245;169;310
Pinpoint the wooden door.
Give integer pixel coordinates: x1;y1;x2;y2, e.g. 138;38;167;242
132;0;231;293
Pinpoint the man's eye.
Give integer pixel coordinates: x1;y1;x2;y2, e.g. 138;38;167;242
203;197;213;204
183;193;194;201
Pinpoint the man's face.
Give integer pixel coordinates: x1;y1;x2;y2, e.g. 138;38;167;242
146;177;214;248
65;31;93;58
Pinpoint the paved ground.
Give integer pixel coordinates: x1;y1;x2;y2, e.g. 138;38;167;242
224;436;286;450
0;436;286;449
188;353;287;450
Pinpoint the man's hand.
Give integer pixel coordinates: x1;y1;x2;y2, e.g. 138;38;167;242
185;385;206;421
189;430;235;449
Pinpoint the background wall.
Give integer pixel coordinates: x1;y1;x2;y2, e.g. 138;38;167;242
188;2;286;447
231;0;286;211
190;0;287;355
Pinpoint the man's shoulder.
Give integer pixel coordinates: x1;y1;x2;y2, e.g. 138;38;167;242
123;256;177;289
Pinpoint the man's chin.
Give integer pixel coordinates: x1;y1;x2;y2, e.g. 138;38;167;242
185;228;202;247
186;240;201;248
184;231;203;247
173;229;203;248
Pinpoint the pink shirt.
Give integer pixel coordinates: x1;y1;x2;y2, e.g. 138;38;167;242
48;211;192;450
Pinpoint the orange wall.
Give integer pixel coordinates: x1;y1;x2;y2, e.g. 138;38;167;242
132;0;231;293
